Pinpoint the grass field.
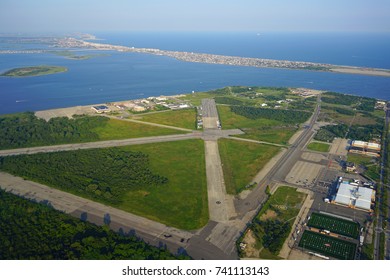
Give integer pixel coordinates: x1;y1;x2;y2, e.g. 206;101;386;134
120;140;208;229
92;118;186;139
218;139;280;194
218;105;281;129
347;153;374;166
307;212;360;239
178;92;216;106
257;186;307;221
299;231;357;259
237;126;297;145
307;142;330;153
347;153;380;181
136;109;196;130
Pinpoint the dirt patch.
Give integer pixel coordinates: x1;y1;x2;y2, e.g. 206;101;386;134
287;248;322;260
241;229;261;258
259;209;277;221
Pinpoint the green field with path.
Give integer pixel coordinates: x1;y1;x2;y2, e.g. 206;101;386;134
218;138;280;194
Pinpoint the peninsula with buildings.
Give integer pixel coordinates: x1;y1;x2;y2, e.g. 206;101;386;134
52;37;390;77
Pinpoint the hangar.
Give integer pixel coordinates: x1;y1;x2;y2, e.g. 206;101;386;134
332;181;375;212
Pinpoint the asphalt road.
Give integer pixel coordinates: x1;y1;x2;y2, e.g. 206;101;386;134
372;102;390;260
235;98;321;217
0;133;201;157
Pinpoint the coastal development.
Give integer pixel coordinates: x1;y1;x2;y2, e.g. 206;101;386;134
52;37;390;77
0;86;389;260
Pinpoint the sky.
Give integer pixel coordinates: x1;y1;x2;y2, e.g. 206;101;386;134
0;0;389;33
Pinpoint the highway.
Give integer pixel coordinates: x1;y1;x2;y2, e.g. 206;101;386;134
377;102;390;260
235;95;321;216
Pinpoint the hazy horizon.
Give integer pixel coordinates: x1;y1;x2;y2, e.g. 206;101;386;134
1;0;389;33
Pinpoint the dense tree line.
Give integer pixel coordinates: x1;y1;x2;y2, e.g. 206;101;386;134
322;92;361;106
0;148;167;205
0;112;109;149
288;98;316;112
314;123;383;142
0;189;188;260
250;219;290;254
231;106;311;124
322;92;376;112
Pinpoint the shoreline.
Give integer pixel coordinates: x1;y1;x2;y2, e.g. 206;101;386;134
53;37;390;78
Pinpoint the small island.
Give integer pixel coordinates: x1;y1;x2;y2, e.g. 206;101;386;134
1;65;68;77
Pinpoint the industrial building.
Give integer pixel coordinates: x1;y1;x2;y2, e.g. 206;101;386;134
91;105;110;114
332;180;375;212
349;140;381;157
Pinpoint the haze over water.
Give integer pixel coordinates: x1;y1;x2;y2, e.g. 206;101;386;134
0;32;390;115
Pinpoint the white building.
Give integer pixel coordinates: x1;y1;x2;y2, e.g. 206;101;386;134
333;181;375;212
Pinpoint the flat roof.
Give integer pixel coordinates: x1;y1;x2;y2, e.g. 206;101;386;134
334;182;374;211
93;105;109;110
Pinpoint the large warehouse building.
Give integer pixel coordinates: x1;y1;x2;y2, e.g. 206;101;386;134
349;140;381;157
332;181;375;212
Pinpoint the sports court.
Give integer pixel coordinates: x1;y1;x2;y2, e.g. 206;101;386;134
307;212;360;239
299;231;357;260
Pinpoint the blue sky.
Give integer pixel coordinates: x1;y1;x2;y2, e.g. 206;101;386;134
1;0;389;33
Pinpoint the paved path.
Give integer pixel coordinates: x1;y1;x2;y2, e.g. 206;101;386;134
202;99;219;129
0;133;200;157
228;136;288;147
0;171;232;260
204;140;236;222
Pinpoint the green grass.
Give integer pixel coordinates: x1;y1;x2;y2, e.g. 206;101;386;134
218;105;281;129
178;92;216;106
307;213;360;239
307;142;330;153
120;140;208;230
299;231;357;260
92;118;186;139
136;109;196;130
0;140;208;230
218;139;281;194
347;153;374;165
1;65;67;77
257;186;307;221
347;153;380;181
237;126;297;145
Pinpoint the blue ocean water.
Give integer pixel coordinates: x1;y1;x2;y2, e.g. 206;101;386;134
0;32;389;115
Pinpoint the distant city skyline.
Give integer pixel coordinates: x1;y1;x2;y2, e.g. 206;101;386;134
1;0;389;33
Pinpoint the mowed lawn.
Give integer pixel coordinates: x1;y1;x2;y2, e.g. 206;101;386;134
136;109;197;130
218;138;280;194
92;118;186;139
307;141;330;153
121;139;208;230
